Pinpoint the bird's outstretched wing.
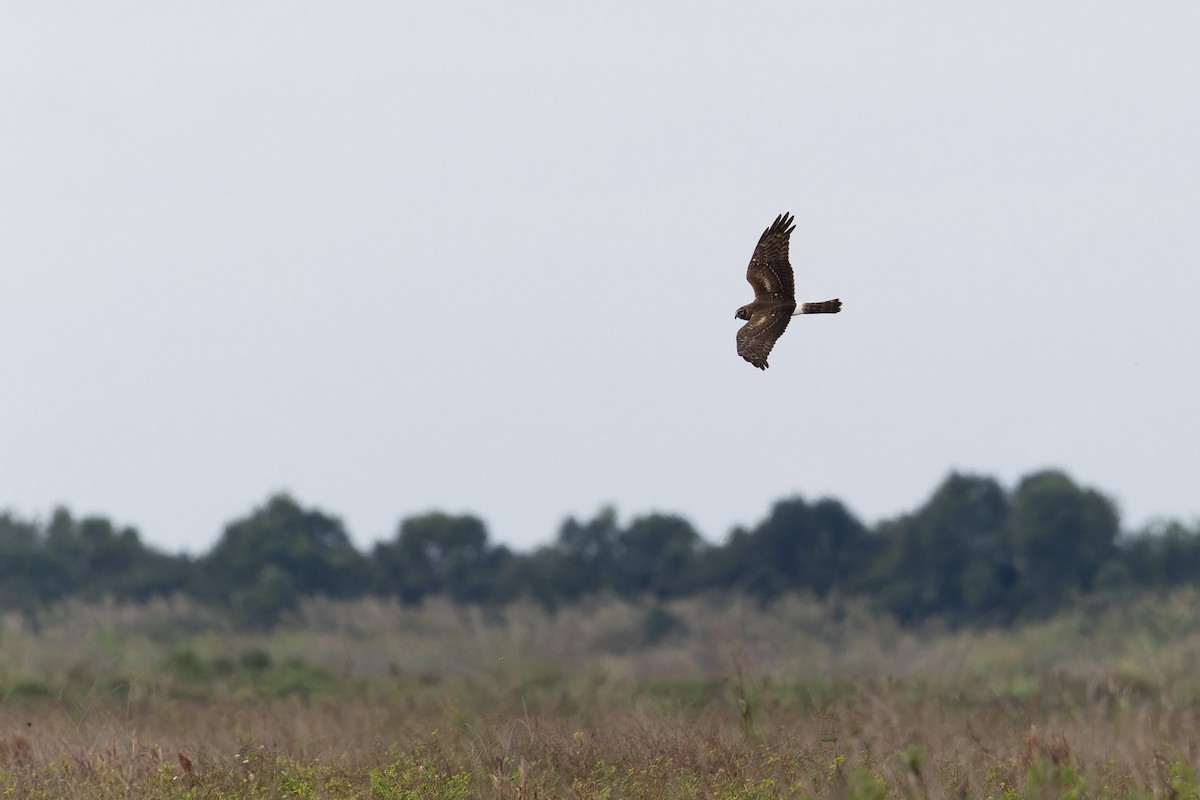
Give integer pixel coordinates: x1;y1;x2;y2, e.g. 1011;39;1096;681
736;305;793;370
745;212;796;300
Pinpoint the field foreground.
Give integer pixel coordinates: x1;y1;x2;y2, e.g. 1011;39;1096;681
3;592;1200;798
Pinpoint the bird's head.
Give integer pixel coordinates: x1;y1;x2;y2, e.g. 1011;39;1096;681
734;305;751;321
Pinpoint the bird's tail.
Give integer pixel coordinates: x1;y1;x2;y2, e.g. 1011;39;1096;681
798;298;842;314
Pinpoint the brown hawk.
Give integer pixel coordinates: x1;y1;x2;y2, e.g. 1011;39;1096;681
735;212;841;369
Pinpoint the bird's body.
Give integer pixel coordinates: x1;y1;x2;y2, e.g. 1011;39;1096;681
735;212;840;369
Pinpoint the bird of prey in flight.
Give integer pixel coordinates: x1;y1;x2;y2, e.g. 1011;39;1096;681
734;212;841;369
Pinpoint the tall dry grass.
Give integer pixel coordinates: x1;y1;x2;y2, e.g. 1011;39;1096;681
2;590;1200;796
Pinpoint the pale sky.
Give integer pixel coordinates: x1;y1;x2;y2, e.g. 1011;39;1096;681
3;3;1199;554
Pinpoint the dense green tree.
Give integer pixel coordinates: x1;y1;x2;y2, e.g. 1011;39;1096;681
0;514;39;549
6;466;1200;627
511;545;571;609
0;513;66;610
38;508;190;604
870;473;1015;624
1007;470;1120;615
546;507;622;600
710;497;872;602
372;512;499;604
612;513;705;598
201;493;369;626
1121;521;1200;588
514;509;703;605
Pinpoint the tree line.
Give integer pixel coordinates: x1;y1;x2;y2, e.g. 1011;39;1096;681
1;469;1196;627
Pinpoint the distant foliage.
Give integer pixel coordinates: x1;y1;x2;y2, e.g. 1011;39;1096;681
371;511;512;605
0;469;1195;626
197;493;369;627
710;497;873;603
0;508;189;612
868;473;1015;624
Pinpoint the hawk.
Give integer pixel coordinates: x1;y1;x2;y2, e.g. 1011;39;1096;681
735;212;841;369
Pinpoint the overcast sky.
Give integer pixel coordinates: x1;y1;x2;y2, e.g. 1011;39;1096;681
3;3;1198;554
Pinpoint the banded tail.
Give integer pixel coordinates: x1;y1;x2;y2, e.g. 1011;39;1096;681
797;298;842;315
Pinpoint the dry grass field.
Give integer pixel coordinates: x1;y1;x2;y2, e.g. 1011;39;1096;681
3;591;1200;798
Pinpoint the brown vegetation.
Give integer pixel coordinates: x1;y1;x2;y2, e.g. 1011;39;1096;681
2;592;1200;797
